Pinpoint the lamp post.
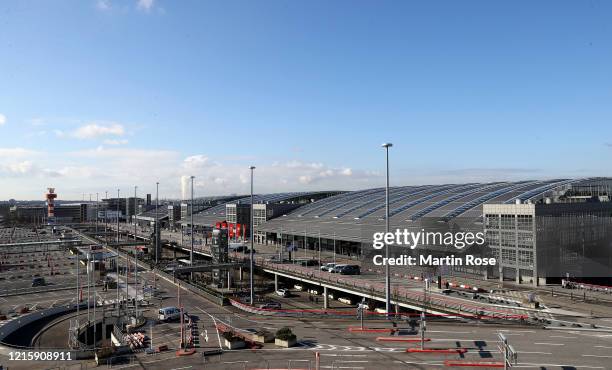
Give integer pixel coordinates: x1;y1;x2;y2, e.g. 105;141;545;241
190;176;195;281
116;189;120;244
134;185;138;319
249;166;255;305
155;182;159;265
134;186;138;242
382;142;393;317
105;191;108;244
95;193;99;236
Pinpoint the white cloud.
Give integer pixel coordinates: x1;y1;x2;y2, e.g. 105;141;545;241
72;122;125;139
96;0;111;11
1;144;380;199
182;155;210;170
136;0;154;11
103;139;129;145
6;161;35;175
0;114;6;126
0;147;39;158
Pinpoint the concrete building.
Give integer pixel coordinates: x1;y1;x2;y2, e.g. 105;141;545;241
168;204;181;226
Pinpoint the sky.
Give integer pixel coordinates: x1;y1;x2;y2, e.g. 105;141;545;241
1;0;612;200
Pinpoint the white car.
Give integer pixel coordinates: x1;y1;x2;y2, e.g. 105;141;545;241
294;284;305;291
158;307;181;322
276;288;290;297
321;263;337;272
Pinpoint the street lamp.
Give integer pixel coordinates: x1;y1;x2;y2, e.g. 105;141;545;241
155;182;159;265
116;189;120;244
105;191;108;244
134;185;138;319
134;186;138;242
249;166;255;305
190;176;195;279
382;142;393;317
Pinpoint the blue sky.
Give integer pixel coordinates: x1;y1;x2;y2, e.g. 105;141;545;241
1;0;611;200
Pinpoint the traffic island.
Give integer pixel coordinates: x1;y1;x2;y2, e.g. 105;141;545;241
175;348;196;356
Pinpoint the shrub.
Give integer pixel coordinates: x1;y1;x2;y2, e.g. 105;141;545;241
96;346;114;359
222;331;242;342
275;327;296;341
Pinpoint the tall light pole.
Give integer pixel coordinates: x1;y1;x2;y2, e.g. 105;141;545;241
105;191;108;244
382;142;393;317
155;182;159;265
249;166;255;305
134;185;138;319
134;186;138;242
116;189;120;244
190;176;195;279
95;193;99;236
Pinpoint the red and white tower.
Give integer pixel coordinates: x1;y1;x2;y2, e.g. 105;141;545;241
46;188;57;219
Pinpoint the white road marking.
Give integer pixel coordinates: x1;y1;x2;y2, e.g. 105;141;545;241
549;335;576;339
582;354;612;358
518;351;552;355
534;342;564;346
595;345;612;349
196;307;223;350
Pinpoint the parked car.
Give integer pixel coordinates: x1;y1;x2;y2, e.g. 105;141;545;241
294;284;305;291
259;302;281;310
298;259;319;267
321;263;337;272
331;264;348;273
31;277;45;287
158;307;181;322
276;288;290;297
230;245;247;253
339;265;360;275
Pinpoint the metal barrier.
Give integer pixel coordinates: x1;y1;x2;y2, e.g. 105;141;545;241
259;260;530;321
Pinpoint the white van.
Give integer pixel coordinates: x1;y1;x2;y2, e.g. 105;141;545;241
158;306;181;322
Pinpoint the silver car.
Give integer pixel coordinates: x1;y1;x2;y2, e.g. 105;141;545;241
321;263;337;272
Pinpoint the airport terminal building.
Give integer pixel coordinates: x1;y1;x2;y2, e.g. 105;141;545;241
255;178;612;286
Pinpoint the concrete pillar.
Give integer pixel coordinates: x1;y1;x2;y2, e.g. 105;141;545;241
239;266;243;281
516;268;520;284
323;286;328;309
274;274;278;291
499;266;504;282
227;270;232;288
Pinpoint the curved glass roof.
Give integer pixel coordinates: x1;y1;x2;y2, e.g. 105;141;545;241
258;178;598;242
186;191;340;226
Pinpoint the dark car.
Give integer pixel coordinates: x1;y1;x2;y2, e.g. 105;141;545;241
31;277;46;287
299;259;319;267
339;265;360;275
